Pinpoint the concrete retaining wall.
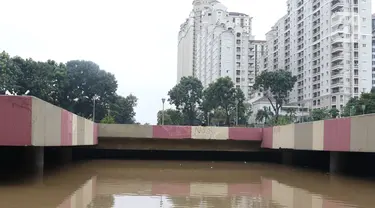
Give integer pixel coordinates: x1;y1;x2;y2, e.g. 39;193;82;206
262;114;375;153
0;96;97;146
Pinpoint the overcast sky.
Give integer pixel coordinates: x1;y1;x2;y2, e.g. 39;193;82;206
0;0;374;124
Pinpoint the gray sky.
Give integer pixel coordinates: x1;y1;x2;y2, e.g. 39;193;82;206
1;0;373;124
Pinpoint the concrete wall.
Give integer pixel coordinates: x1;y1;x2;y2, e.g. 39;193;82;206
99;124;263;141
262;114;375;153
0;96;98;146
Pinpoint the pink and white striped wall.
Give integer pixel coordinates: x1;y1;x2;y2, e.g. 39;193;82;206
99;125;263;141
261;115;375;153
0;96;98;146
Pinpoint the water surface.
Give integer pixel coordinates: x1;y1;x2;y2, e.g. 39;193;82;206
0;160;375;208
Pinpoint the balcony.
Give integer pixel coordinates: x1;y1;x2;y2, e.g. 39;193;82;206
331;63;344;71
331;0;344;12
331;87;343;94
331;54;344;62
331;81;344;88
332;44;344;53
331;73;343;81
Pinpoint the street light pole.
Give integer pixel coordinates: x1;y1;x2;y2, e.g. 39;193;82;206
92;95;98;122
235;99;239;126
161;98;166;125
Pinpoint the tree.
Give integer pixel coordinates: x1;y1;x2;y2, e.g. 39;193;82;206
157;109;184;125
253;70;297;123
311;108;330;121
204;77;245;126
255;106;274;124
168;76;203;125
64;60;118;122
0;51;21;94
100;114;116;124
329;108;340;118
111;94;138;124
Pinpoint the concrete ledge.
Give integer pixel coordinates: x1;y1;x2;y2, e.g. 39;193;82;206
152;125;191;139
228;127;262;141
99;124;152;138
191;126;229;140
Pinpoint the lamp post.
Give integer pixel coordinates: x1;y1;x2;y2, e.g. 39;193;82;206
161;98;166;125
235;99;239;126
92;95;99;122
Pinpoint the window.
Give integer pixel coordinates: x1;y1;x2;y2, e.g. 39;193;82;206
236;70;240;75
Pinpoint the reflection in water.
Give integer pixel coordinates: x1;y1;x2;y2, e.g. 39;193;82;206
1;160;375;207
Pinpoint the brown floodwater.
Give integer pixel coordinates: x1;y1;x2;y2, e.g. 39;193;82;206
0;160;375;208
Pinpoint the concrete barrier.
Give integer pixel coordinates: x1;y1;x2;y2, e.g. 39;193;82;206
0;96;97;146
228;127;262;141
350;114;375;152
191;126;229;140
152;125;192;139
323;118;351;151
98;124;153;138
0;96;32;145
273;124;295;149
312;120;324;151
261;127;273;148
294;122;313;150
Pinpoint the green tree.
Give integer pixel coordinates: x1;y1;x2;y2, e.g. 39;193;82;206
311;108;330;121
255;106;274;124
100;114;116;124
110;94;138;124
253;70;297;123
64;60;118;122
168;76;203;125
329;108;340;118
0;51;21;94
157;109;184;125
204;77;245;126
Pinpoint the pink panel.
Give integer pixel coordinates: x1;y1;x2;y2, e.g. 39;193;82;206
228;127;262;141
261;127;273;148
0;96;32;146
324;118;351;151
260;178;272;199
152;183;190;196
228;183;261;196
152;125;192;139
61;110;73;146
93;123;98;144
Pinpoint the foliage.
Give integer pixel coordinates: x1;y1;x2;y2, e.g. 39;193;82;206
253;70;297;122
329;108;340;118
255;106;274;124
110;94;138;124
100;114;116;124
0;51;138;123
204;77;246;126
0;51;21;94
342;91;375;117
168;76;203;125
311;108;331;121
268;115;293;126
157;109;184;125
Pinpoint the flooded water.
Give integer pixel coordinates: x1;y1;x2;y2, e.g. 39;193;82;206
0;160;375;208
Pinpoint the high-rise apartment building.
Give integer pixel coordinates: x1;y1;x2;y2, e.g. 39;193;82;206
177;0;265;100
372;13;375;87
261;0;372;111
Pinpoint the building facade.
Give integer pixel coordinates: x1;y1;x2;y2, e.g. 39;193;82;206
261;0;373;111
177;0;265;100
372;13;375;87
